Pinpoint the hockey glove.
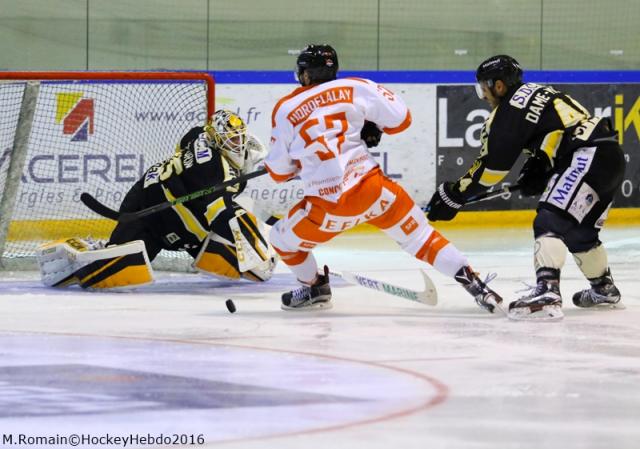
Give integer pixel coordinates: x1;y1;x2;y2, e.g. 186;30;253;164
517;153;552;197
426;182;465;221
361;121;382;148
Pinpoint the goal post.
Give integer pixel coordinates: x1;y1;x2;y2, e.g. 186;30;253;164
0;71;215;270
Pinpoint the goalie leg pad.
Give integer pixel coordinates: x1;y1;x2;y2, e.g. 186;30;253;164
38;239;154;289
75;240;153;289
37;238;91;287
193;236;241;280
228;212;274;273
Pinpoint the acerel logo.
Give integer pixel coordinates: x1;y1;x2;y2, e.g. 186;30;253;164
55;92;95;141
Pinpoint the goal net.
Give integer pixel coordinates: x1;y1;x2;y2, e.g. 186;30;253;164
0;71;214;270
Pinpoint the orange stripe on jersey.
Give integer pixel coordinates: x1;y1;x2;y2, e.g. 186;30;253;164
271;85;314;127
265;163;297;183
383;110;412;135
416;230;450;265
273;247;309;266
287;86;354;126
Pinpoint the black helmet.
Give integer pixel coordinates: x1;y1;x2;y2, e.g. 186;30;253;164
476;55;523;88
296;44;339;85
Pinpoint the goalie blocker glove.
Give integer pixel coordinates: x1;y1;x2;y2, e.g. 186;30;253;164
426;182;465;221
360;120;382;148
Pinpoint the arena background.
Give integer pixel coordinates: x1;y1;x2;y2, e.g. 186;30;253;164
2;0;638;227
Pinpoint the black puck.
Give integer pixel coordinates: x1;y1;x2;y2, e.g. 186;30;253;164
225;299;236;313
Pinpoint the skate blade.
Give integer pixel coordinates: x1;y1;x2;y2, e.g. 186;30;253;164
593;301;626;310
508;305;564;322
281;301;333;311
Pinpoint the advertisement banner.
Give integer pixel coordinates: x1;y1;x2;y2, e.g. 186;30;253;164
436;84;640;209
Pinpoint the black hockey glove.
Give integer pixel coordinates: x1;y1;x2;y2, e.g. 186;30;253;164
426;182;465;221
361;121;382;148
517;153;552;197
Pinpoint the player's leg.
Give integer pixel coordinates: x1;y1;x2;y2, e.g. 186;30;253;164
510;142;625;318
568;142;625;307
269;199;335;310
365;173;502;313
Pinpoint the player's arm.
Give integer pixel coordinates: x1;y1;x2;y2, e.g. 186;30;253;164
357;79;412;137
427;111;525;221
264;110;300;183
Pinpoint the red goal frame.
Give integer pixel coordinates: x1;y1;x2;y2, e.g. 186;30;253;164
0;71;215;117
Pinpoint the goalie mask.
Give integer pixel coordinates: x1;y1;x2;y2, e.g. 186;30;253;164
207;110;248;169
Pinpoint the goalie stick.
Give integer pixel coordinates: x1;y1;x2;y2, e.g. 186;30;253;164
330;269;438;306
80;168;267;224
422;184;522;212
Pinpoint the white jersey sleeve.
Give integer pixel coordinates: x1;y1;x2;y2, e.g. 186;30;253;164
265;79;411;201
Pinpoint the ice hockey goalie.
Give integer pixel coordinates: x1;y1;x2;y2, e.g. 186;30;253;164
37;110;277;290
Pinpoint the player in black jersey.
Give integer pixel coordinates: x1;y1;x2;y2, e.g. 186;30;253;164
427;55;625;320
37;110;276;289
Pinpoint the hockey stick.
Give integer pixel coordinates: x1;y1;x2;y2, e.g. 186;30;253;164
423;184;522;212
80;192;120;220
330;269;438;306
81;168;268;224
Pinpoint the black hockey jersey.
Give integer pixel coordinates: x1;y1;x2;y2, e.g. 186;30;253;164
456;82;617;199
138;126;244;240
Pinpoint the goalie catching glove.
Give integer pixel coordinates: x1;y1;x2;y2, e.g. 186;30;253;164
360;120;382;148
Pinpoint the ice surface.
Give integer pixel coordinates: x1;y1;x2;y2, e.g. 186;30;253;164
0;226;638;449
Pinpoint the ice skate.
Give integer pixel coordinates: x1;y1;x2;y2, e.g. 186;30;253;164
572;269;623;309
508;269;563;321
455;266;503;313
281;265;332;311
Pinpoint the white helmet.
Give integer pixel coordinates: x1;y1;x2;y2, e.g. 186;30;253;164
207;110;248;169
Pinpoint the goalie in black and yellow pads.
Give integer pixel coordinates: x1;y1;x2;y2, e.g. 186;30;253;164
37;110;277;290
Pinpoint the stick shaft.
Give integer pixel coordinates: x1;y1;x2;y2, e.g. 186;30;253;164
119;168;267;223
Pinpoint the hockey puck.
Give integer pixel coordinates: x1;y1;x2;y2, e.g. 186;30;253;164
225;299;236;313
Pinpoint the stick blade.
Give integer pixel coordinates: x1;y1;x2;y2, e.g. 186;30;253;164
334;269;437;306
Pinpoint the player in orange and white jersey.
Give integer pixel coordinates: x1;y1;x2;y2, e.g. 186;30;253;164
265;43;503;311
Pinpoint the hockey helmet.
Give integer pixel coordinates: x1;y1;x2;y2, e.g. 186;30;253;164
207;110;248;169
295;44;339;85
475;54;523;98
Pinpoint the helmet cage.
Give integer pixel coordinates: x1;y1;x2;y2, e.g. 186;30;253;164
209;110;248;169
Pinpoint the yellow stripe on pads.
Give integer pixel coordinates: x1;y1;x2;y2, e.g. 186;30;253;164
91;265;153;289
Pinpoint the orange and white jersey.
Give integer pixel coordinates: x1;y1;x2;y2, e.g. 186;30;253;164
265;77;411;203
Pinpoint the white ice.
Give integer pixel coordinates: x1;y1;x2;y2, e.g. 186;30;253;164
0;225;638;449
